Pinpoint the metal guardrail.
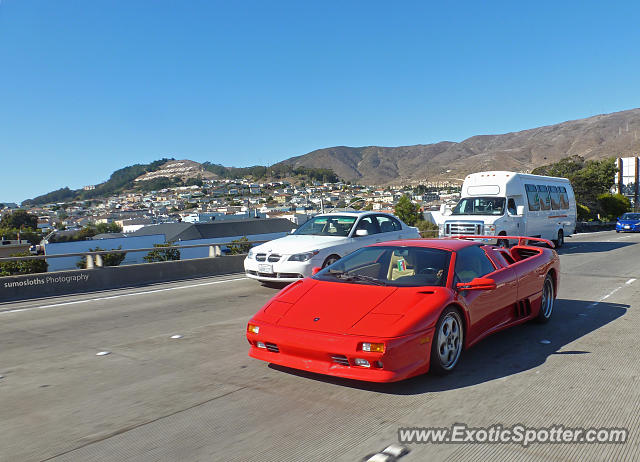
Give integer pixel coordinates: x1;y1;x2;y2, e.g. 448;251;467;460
0;240;269;269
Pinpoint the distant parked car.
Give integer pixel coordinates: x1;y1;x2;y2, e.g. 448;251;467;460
244;212;420;283
616;213;640;233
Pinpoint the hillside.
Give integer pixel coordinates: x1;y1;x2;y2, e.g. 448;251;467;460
278;108;640;184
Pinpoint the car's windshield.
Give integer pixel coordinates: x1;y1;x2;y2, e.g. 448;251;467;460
294;215;357;237
452;197;505;216
621;213;640;220
314;246;451;287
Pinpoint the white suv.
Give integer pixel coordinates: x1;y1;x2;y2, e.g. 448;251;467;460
244;211;420;283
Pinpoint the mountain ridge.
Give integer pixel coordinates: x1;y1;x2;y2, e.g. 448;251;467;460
277;108;640;184
22;107;640;205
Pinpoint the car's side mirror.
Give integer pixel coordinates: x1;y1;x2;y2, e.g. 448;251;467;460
457;277;497;291
312;267;321;275
355;229;369;237
516;205;525;215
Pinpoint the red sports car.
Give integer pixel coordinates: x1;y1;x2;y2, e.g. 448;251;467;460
246;236;559;382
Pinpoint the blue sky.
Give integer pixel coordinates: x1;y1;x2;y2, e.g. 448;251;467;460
1;0;639;203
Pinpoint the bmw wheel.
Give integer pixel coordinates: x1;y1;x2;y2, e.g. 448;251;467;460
322;254;340;268
430;307;464;374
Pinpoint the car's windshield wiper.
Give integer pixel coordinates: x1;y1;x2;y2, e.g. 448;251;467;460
326;270;387;286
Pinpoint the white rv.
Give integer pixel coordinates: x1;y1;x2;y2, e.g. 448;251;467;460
439;171;576;247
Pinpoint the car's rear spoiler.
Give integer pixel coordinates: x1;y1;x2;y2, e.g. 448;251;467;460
453;235;555;249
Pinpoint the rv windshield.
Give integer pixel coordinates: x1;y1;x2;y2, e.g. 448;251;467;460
452;197;505;216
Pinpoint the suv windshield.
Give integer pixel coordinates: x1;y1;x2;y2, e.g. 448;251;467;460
452;197;505;216
294;215;357;237
314;246;451;287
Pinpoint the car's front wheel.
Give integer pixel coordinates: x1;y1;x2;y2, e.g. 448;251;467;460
430;307;464;375
322;254;340;268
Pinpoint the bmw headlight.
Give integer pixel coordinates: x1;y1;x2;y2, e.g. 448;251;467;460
288;250;319;262
247;249;255;259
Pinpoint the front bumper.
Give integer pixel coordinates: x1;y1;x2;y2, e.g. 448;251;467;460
244;256;321;282
246;321;434;382
616;224;640;232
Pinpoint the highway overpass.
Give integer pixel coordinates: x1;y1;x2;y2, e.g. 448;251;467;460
1;230;639;461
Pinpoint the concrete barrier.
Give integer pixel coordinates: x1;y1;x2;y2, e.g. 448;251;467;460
576;221;616;233
0;255;246;303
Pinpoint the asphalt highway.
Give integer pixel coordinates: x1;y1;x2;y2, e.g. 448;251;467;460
1;230;639;462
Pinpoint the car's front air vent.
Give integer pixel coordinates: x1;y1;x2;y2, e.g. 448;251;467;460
265;343;279;353
331;354;350;366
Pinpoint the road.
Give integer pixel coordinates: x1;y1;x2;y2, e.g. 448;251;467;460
1;230;639;462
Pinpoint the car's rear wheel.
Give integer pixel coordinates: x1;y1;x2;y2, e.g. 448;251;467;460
536;274;555;323
430;307;464;375
322;254;340;268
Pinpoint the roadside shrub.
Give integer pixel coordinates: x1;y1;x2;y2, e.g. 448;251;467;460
228;236;251;255
0;252;48;276
144;243;180;262
596;194;630;221
577;203;592;222
76;246;126;268
416;219;439;237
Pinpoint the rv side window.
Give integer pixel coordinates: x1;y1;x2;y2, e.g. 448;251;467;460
525;184;540;211
549;186;561;210
559;186;570;209
537;185;551;210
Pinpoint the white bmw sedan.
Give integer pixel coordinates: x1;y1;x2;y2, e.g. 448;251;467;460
244;211;420;283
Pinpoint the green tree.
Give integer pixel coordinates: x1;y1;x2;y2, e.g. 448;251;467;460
228;236;251;255
144;243;181;262
0;252;48;276
532;156;617;213
597;194;630;221
76;246;126;268
95;222;123;234
0;210;38;230
394;195;421;226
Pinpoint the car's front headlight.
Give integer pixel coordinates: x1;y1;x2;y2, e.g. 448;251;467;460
288;250;319;262
247;249;255;259
617;222;621;226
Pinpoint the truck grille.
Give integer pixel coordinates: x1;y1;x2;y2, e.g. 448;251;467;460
445;222;483;235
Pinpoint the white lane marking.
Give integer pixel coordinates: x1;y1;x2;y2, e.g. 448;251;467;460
0;277;249;315
587;281;633;309
600;286;622;301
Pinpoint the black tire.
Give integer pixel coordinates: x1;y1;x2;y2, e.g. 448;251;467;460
497;234;510;248
536;274;555;323
322;254;340;268
553;229;564;249
430;307;464;375
616;230;620;233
